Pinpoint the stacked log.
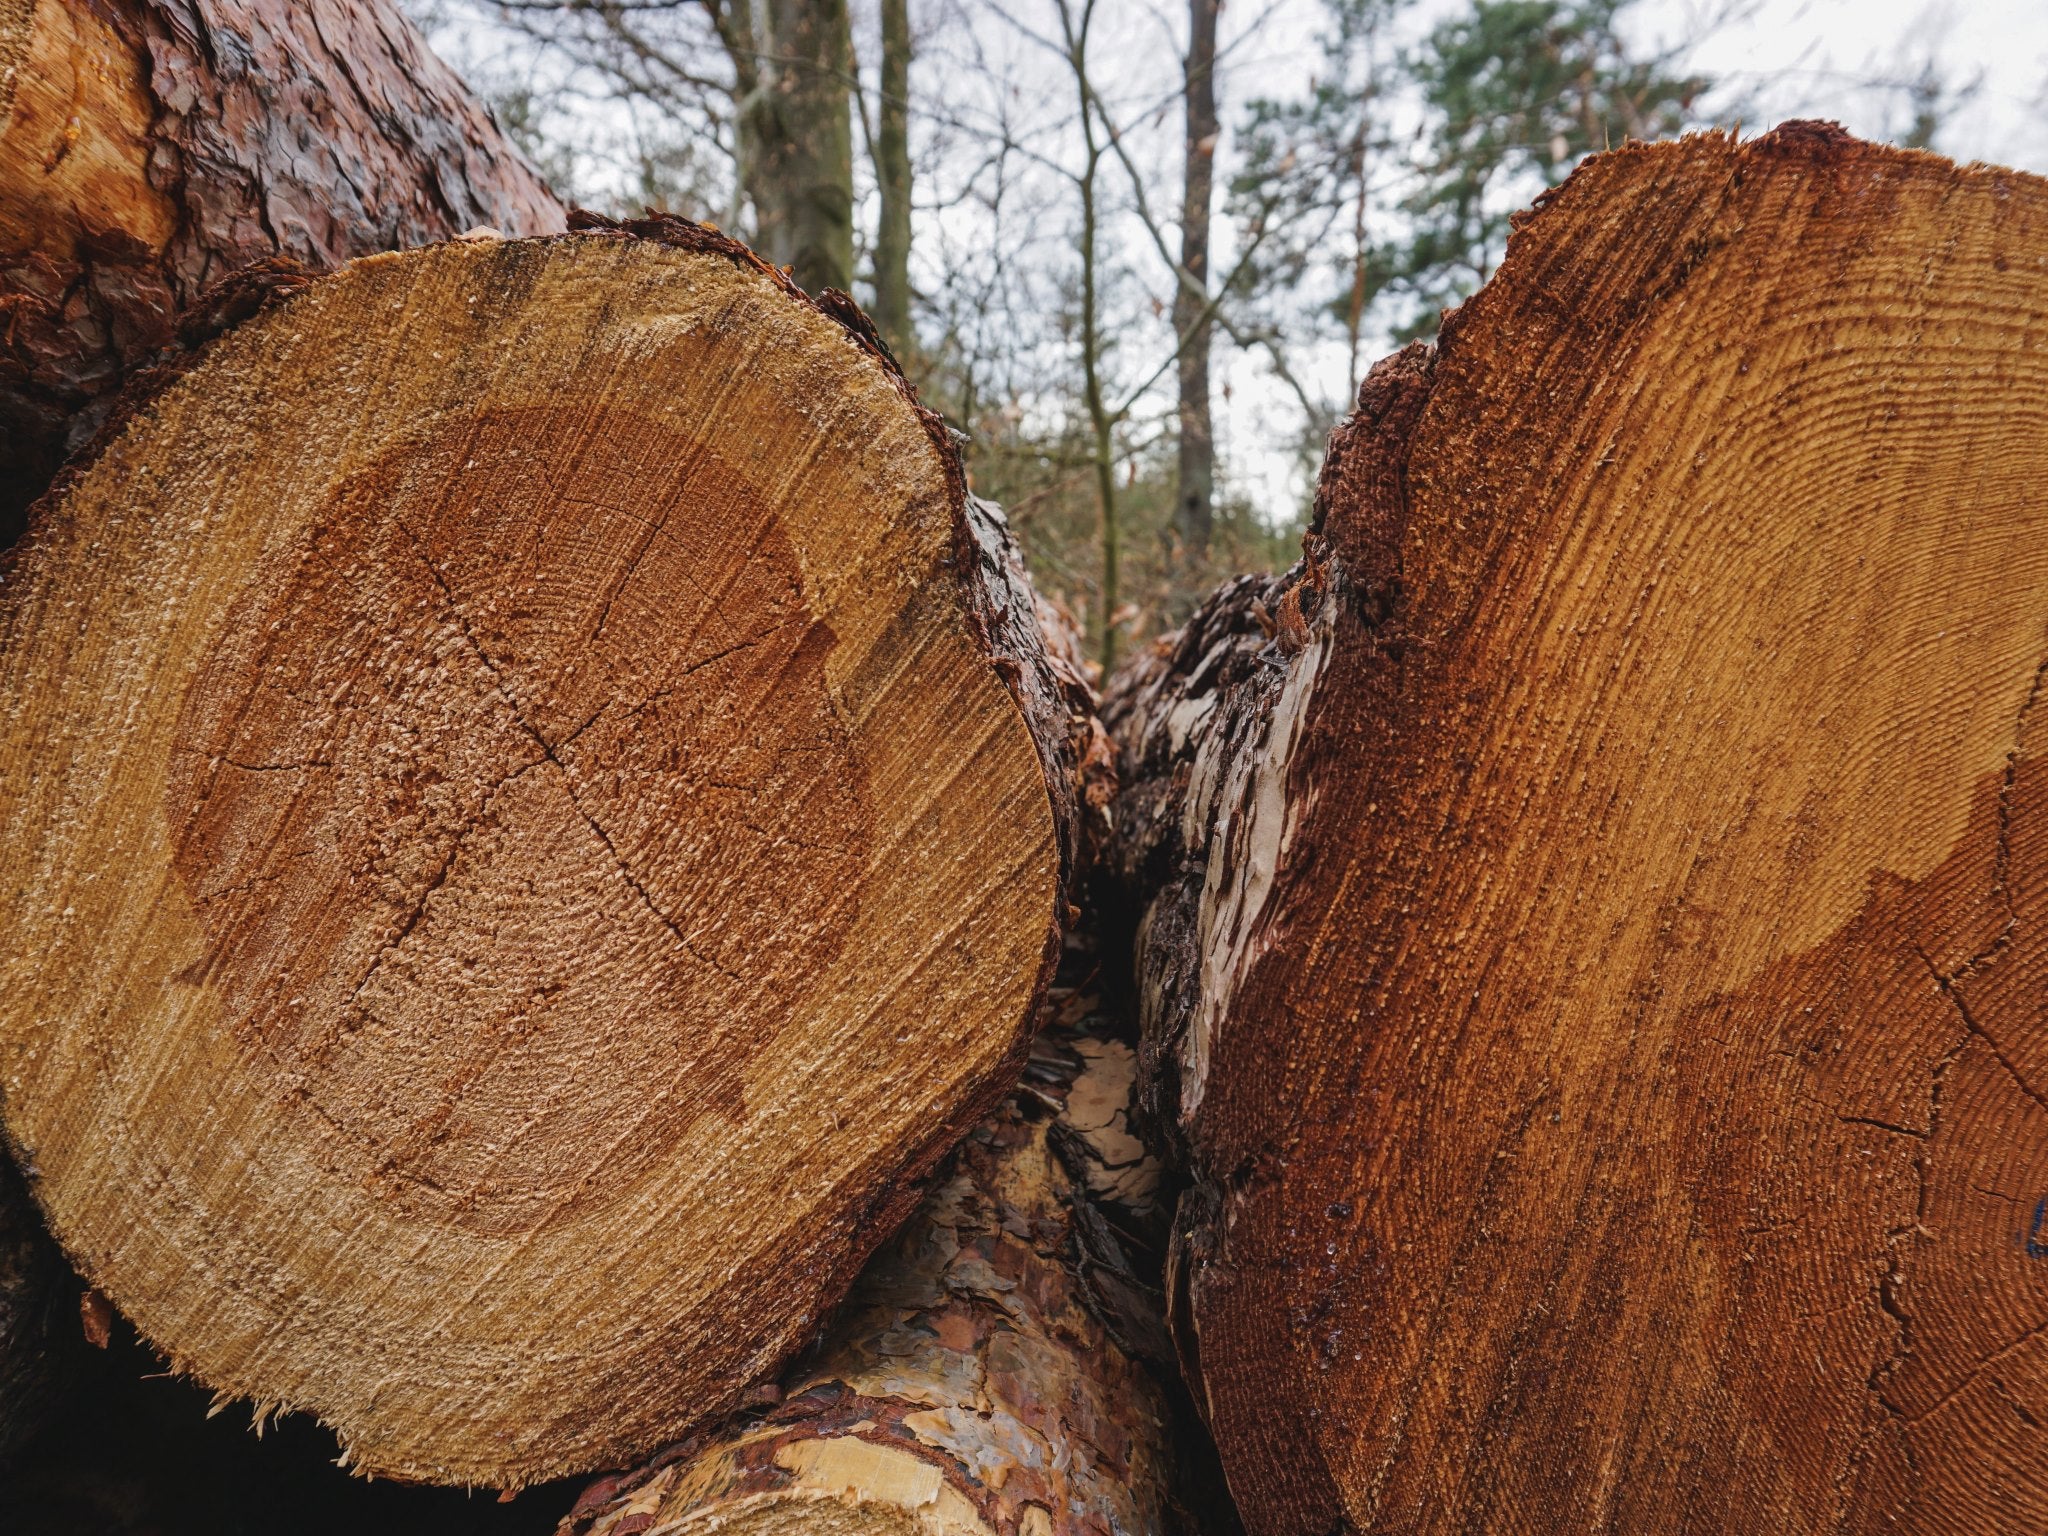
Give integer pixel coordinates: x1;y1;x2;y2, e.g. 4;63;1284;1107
1106;125;2048;1534
0;221;1094;1488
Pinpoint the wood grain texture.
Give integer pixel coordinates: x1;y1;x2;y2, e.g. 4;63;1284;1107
0;0;565;532
1108;125;2048;1534
0;226;1084;1488
559;1018;1174;1536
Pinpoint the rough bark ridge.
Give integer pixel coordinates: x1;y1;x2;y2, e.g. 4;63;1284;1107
1102;568;1297;1154
0;0;565;534
1108;125;2048;1534
558;999;1175;1536
0;223;1093;1488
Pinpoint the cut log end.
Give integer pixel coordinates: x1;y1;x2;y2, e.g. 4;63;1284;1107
0;229;1074;1486
1112;126;2048;1534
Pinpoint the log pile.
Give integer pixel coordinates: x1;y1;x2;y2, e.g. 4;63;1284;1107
5;4;2048;1531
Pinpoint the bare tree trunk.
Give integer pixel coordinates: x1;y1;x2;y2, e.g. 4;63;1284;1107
1343;129;1370;399
560;1016;1179;1536
1058;1;1120;672
1172;0;1219;557
0;0;564;539
758;0;856;295
872;0;913;355
704;0;768;231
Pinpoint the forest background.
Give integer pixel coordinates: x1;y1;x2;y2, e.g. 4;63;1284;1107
405;0;2048;667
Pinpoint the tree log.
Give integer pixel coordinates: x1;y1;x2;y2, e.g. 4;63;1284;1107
0;218;1101;1489
0;0;565;535
755;0;856;297
558;1007;1176;1536
1107;125;2048;1534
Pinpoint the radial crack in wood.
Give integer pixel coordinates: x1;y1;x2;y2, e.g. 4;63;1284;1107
1107;124;2048;1534
0;225;1085;1488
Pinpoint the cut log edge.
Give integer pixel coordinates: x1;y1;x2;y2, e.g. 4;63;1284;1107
554;1004;1179;1536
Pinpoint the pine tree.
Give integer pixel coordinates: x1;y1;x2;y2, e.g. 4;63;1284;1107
1387;0;1704;335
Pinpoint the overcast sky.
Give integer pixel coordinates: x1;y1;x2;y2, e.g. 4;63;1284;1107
421;0;2048;527
1681;0;2046;166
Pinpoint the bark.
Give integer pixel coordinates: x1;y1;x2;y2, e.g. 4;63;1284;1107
0;1153;77;1463
872;0;913;356
755;0;856;295
1100;568;1294;1158
1107;125;2048;1535
558;1009;1177;1536
0;219;1103;1489
0;0;565;540
1171;0;1218;556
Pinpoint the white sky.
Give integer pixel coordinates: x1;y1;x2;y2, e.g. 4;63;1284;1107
1680;0;2048;169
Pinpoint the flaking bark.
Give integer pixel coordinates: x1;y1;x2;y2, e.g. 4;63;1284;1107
1100;568;1297;1152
